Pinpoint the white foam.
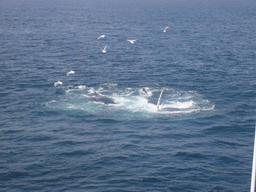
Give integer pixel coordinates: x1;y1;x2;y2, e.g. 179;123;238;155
100;83;118;88
77;85;86;90
88;87;95;94
48;85;215;118
171;101;194;109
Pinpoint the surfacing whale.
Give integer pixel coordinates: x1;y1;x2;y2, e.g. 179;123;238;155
143;88;164;111
142;88;158;105
94;92;116;104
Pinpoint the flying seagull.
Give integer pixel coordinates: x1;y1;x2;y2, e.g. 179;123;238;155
66;70;75;77
97;35;105;40
101;45;107;53
163;26;169;32
54;81;63;87
127;39;137;44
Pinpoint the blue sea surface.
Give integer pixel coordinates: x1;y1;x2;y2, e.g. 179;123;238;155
1;0;256;191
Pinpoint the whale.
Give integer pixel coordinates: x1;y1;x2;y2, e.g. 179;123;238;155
142;88;158;105
143;88;164;111
94;92;116;104
147;98;158;105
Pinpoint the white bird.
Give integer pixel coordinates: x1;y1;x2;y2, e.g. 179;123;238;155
127;39;137;44
101;45;107;53
97;35;105;40
66;70;75;77
54;81;63;87
163;26;169;32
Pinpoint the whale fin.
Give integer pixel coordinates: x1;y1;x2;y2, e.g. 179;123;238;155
142;88;148;95
251;123;256;192
157;89;164;111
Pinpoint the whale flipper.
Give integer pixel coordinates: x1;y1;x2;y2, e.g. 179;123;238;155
157;89;164;111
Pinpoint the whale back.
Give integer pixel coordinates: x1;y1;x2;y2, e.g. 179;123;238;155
147;98;158;105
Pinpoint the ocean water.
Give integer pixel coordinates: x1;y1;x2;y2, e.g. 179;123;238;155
1;0;256;191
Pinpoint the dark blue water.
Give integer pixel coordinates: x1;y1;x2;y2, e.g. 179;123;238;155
1;0;256;191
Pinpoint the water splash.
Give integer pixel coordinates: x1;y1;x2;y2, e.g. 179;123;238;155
46;84;215;120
